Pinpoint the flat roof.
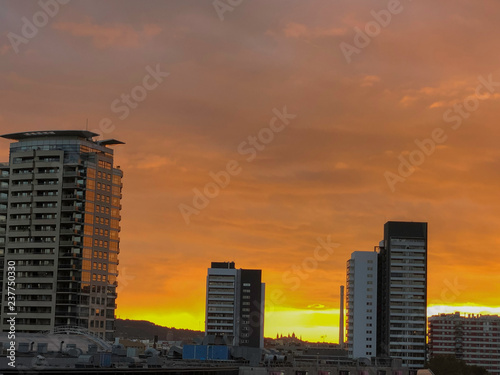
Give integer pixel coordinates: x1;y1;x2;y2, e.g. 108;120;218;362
1;130;99;141
97;139;126;146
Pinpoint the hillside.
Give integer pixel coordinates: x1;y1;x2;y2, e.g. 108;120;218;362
115;319;204;343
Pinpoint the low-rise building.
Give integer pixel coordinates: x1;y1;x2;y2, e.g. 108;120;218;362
429;312;500;374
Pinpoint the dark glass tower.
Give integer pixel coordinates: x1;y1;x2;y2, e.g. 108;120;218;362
377;221;428;368
205;262;265;348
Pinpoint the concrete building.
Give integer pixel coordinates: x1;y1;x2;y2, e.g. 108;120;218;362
346;251;378;359
377;221;428;368
0;130;123;340
429;312;500;374
0;163;8;297
205;262;265;348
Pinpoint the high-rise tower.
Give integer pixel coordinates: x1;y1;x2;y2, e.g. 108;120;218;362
0;130;124;340
377;221;427;368
205;261;265;348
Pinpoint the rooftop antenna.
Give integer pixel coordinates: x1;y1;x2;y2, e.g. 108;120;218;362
86;119;88;131
339;285;344;349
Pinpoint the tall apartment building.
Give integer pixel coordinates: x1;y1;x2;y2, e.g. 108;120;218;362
377;221;428;368
205;262;265;348
346;251;378;359
0;130;123;340
429;312;500;374
0;163;8;298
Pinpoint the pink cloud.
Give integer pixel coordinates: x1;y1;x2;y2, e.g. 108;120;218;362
0;44;11;55
52;19;161;49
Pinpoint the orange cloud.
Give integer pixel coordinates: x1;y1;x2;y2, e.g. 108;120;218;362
283;22;346;38
2;0;500;342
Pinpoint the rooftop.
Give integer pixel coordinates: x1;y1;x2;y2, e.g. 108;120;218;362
430;312;500;320
1;130;99;141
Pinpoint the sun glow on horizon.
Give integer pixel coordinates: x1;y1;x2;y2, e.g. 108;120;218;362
117;304;500;343
428;305;500;317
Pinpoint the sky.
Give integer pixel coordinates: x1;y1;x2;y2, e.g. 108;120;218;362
1;0;500;342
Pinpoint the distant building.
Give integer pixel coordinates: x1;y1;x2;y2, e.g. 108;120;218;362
346;251;378;359
377;221;428;368
116;338;146;355
429;312;500;374
0;130;124;340
205;262;265;348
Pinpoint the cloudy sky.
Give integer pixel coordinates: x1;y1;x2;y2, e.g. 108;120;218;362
2;0;500;341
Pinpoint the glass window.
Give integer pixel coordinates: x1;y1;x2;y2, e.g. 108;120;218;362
83;248;92;259
83;260;91;271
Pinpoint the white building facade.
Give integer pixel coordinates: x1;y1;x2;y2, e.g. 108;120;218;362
346;251;378;359
205;262;265;348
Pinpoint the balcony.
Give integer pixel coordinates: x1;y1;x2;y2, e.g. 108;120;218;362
62;194;84;201
9;207;32;214
60;228;81;235
55;299;80;305
56;288;80;293
59;240;80;247
32;218;58;225
63;170;82;177
54;311;80;317
61;204;79;212
61;216;82;223
10;197;31;206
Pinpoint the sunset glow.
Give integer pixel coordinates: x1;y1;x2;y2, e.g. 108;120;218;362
2;0;500;343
